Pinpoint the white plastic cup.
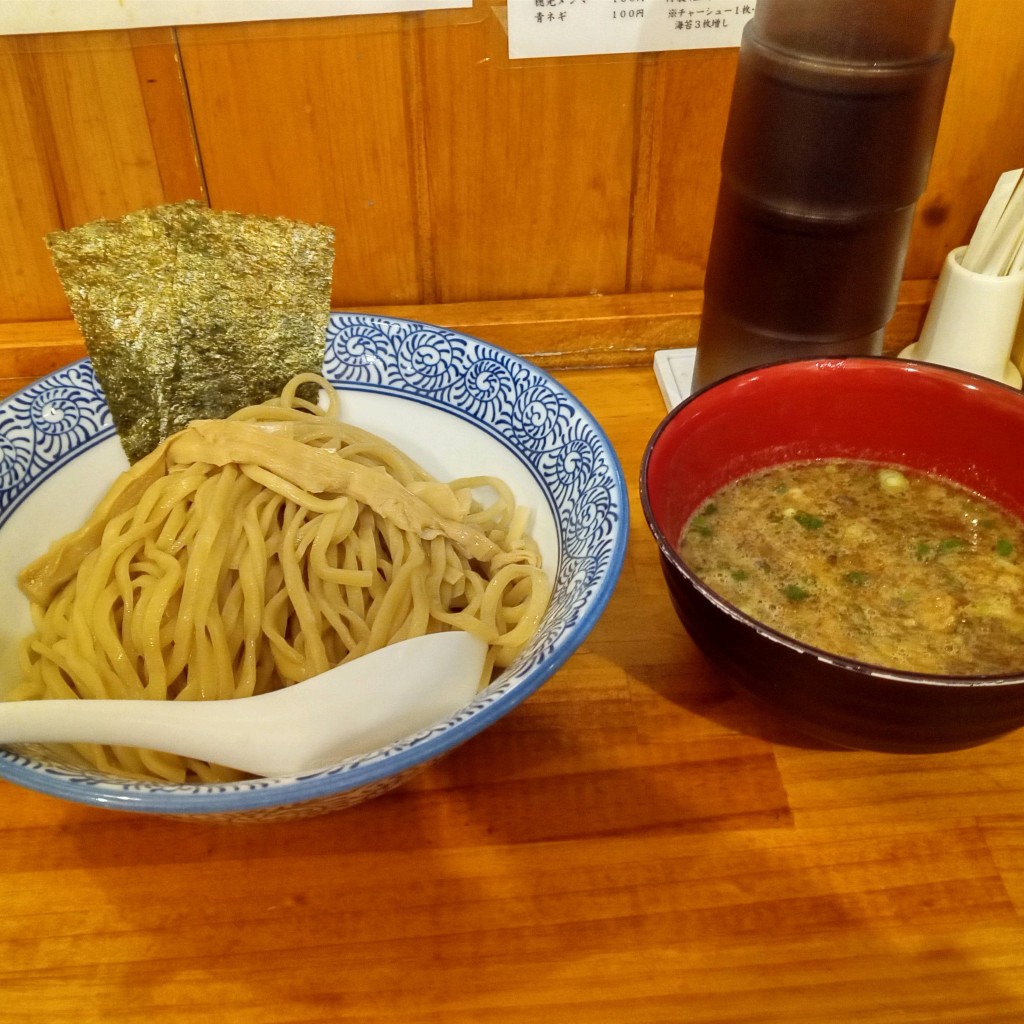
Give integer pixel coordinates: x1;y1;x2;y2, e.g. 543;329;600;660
900;244;1024;387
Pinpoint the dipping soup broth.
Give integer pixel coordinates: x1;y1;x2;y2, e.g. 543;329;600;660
677;460;1024;676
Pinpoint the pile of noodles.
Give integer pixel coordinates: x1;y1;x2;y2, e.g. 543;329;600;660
14;374;551;783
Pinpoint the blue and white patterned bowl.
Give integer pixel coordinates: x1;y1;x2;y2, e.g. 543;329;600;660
0;314;628;821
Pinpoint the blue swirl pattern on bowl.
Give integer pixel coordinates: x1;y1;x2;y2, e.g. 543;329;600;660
0;315;628;820
0;361;112;526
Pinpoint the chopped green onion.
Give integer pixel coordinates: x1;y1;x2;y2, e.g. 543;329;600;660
937;538;966;555
843;571;870;586
782;583;811;602
793;511;824;531
996;538;1015;558
688;511;716;538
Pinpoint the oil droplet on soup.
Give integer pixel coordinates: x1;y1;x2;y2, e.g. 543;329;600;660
677;460;1024;676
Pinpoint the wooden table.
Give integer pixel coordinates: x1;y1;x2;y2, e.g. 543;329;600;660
2;352;1024;1023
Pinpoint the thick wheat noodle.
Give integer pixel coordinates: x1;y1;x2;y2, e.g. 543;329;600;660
14;374;551;784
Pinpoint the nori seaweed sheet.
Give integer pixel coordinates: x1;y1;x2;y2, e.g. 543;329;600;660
47;201;335;462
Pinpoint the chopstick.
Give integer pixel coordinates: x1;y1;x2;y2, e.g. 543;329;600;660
961;168;1024;275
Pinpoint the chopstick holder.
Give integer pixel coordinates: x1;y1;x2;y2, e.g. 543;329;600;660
900;245;1024;387
901;170;1024;387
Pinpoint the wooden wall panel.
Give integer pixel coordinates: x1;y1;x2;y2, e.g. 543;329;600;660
15;32;171;224
177;16;424;306
905;0;1024;280
0;0;1023;329
419;7;639;303
0;39;64;322
630;47;738;292
0;29;202;322
130;29;206;204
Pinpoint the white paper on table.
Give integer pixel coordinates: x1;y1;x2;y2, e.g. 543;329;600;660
0;0;472;34
653;348;696;410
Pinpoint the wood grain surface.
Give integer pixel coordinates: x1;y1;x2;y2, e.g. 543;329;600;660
1;345;1023;1023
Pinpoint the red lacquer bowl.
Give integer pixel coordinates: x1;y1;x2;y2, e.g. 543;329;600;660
640;356;1024;752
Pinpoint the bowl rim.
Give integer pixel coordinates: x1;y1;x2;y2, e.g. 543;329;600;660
639;354;1024;690
0;313;630;814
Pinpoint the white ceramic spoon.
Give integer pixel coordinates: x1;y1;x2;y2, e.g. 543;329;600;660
0;632;488;778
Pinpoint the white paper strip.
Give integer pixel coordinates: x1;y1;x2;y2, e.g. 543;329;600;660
0;0;471;35
508;0;755;60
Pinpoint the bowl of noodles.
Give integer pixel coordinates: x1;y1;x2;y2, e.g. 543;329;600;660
0;313;628;820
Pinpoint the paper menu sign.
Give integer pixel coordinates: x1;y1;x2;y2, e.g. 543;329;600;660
507;0;755;59
0;1;472;34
